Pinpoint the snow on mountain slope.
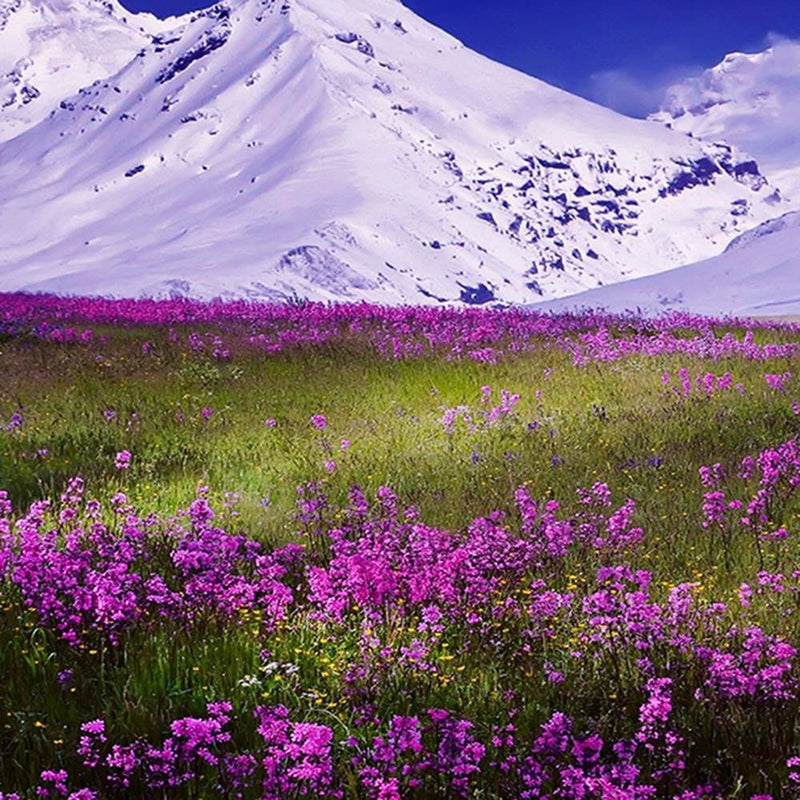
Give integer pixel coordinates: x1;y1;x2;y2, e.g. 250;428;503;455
651;41;800;203
723;208;800;253
0;0;177;142
0;0;789;303
534;210;800;317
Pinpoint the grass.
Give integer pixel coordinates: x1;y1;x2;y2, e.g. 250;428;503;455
1;306;799;797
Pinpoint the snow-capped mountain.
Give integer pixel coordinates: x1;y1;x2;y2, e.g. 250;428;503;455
651;41;800;204
534;210;800;318
0;0;175;142
0;0;789;303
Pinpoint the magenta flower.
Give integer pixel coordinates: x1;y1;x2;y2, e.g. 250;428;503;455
114;450;131;471
57;669;74;686
760;528;788;541
765;372;792;392
310;414;327;430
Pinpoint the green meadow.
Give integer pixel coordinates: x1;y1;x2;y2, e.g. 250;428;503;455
1;310;799;798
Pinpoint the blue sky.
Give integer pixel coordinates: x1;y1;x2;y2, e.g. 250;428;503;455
126;0;800;117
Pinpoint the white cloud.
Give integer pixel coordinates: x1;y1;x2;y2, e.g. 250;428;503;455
584;64;704;118
585;33;800;125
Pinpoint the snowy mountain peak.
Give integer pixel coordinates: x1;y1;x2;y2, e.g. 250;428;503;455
650;39;800;203
0;0;791;303
0;0;177;141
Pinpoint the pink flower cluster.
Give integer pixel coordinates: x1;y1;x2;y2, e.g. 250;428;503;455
2;293;798;368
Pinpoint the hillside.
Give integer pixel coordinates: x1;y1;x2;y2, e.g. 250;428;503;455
0;0;786;303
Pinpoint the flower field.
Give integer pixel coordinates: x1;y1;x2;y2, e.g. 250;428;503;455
1;294;800;798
